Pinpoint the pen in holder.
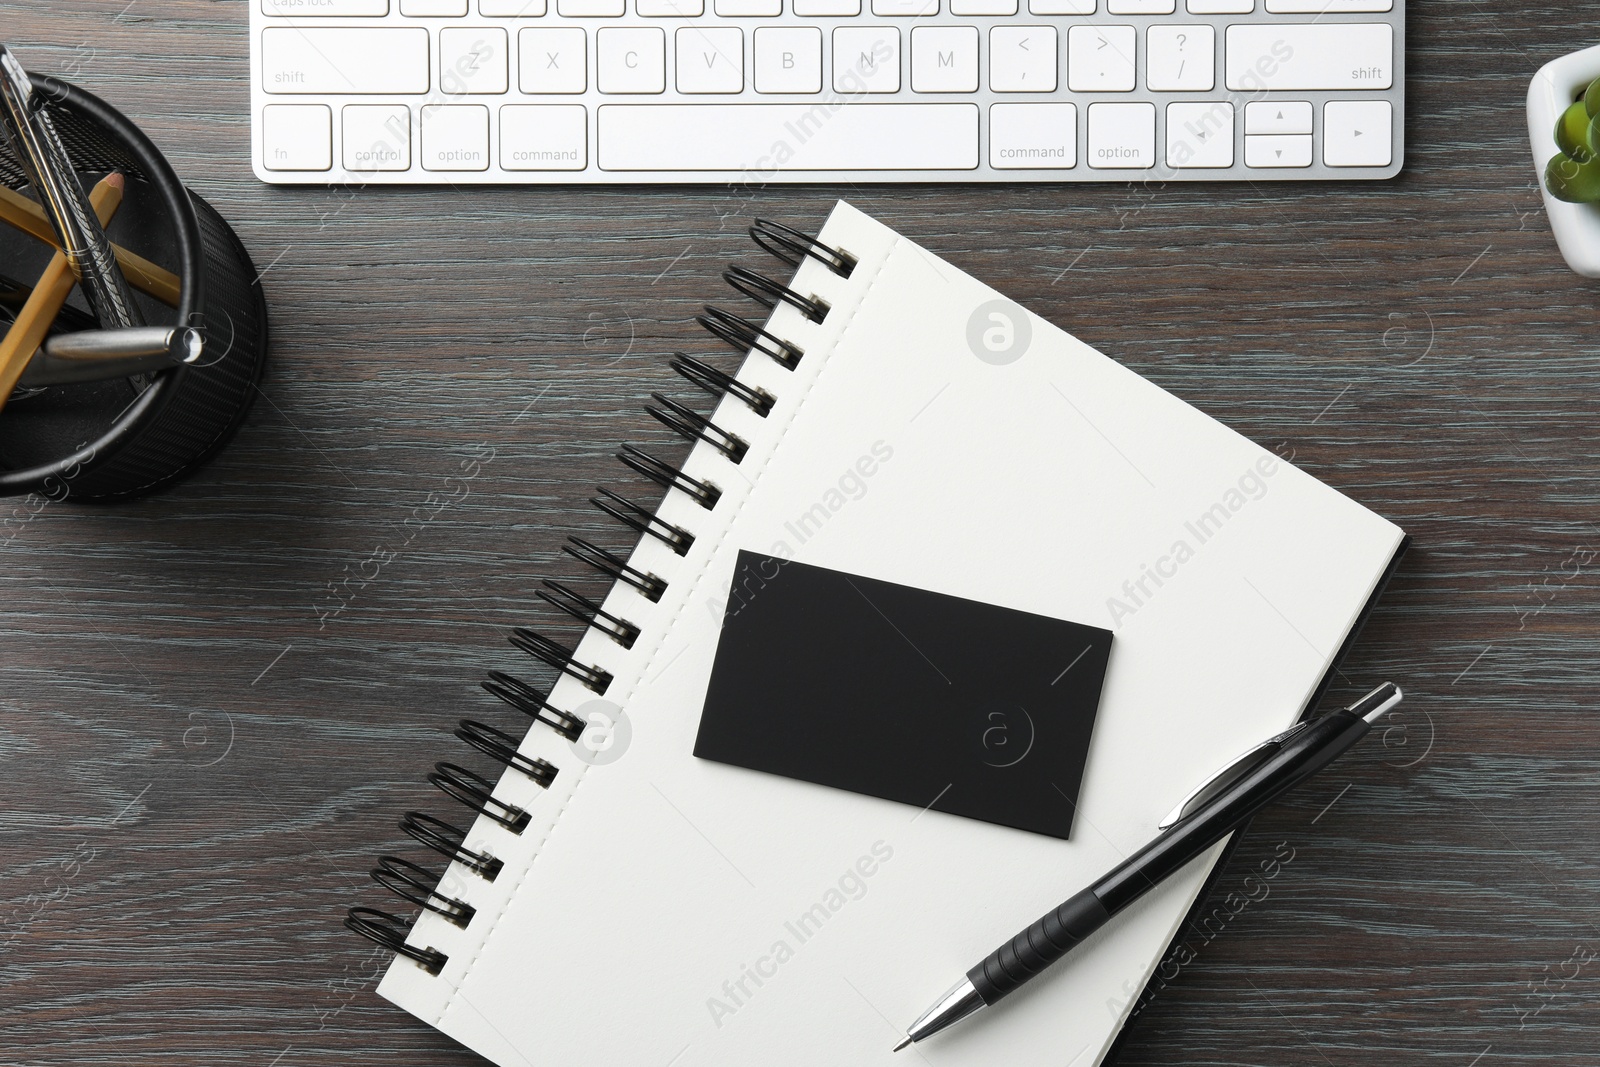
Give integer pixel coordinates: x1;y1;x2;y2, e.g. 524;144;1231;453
0;68;267;500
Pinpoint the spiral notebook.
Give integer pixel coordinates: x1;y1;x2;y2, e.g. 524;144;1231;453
352;202;1407;1067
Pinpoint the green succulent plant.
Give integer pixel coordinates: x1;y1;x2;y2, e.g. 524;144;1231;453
1546;78;1600;203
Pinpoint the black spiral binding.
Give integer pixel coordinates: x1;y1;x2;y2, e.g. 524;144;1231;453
648;392;750;463
509;627;614;692
724;266;831;323
400;811;504;880
372;856;477;928
481;670;588;740
750;218;857;278
592;488;697;557
620;444;722;511
456;720;560;788
698;306;804;370
345;218;856;973
671;353;775;417
346;908;448;975
429;762;533;834
564;537;668;602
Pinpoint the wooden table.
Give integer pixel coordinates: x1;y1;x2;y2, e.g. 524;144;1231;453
2;3;1596;1063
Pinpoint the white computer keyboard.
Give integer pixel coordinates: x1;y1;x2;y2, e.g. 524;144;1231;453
249;0;1404;184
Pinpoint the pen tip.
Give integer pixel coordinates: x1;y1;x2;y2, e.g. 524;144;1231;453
893;1038;911;1052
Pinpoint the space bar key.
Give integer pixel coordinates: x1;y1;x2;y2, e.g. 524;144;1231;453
597;104;979;172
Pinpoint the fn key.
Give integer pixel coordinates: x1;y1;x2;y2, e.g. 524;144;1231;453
262;105;332;171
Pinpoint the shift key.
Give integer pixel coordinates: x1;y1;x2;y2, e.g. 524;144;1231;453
1225;24;1391;92
262;28;430;94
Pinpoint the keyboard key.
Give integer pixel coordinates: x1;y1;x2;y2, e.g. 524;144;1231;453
952;0;1016;12
794;0;861;12
911;27;977;93
1146;25;1212;91
558;0;624;14
480;0;548;12
677;27;745;94
1244;100;1311;135
261;28;429;94
834;27;900;93
754;28;823;93
1187;0;1249;8
342;104;411;170
1225;24;1392;91
1322;100;1390;166
1244;133;1311;167
401;0;467;12
261;104;332;170
1029;0;1094;12
520;28;587;93
1109;0;1172;10
501;104;587;168
440;28;509;94
639;0;703;13
990;26;1056;93
261;0;388;13
873;0;938;13
1267;0;1390;9
598;27;666;93
717;0;782;13
1165;101;1232;168
1068;26;1136;92
989;103;1076;168
420;104;489;169
1086;100;1152;168
597;103;977;170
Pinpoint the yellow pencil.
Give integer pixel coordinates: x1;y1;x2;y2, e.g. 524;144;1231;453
0;179;178;307
0;172;126;414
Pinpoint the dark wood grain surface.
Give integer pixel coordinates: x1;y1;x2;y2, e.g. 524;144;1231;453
2;2;1597;1063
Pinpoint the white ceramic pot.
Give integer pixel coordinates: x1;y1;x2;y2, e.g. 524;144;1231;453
1529;43;1600;278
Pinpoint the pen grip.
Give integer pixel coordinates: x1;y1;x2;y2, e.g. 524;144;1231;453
967;888;1110;1003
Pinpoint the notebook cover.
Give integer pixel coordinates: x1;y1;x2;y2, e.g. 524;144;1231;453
694;551;1114;839
376;201;1409;1067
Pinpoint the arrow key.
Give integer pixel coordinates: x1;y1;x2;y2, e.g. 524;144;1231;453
1324;100;1391;167
1166;101;1234;169
1244;100;1313;136
1244;133;1312;168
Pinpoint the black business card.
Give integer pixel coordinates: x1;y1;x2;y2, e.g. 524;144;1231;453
693;551;1113;839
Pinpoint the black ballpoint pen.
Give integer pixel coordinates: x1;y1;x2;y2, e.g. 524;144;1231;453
894;682;1403;1050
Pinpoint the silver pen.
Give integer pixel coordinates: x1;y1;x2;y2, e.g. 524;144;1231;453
0;43;143;329
19;326;204;387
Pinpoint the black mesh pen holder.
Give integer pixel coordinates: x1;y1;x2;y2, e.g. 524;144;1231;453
0;73;267;501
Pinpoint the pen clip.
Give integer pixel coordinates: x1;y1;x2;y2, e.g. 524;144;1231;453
1156;722;1306;830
